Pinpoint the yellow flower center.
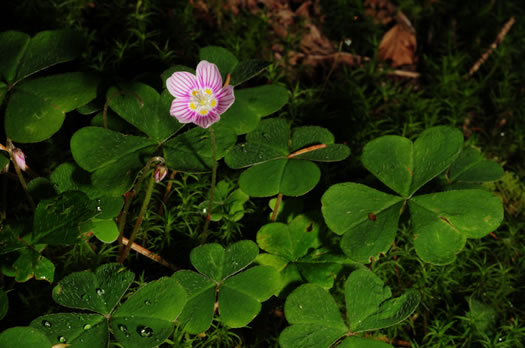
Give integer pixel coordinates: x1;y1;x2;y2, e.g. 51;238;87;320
189;88;217;116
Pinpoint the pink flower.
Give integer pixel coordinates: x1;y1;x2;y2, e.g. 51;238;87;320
166;61;235;128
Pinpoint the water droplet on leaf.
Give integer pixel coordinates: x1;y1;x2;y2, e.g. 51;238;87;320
137;326;154;337
96;288;105;296
144;300;152;305
83;324;92;330
66;322;72;329
58;336;67;343
42;320;52;328
81;294;89;301
118;324;127;332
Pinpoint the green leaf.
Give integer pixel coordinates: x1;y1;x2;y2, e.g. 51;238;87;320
199;46;239;81
0;81;7;106
50;162;106;199
0;31;30;83
240;158;321;197
346;269;420;332
230;60;270;86
0;327;52;348
163;124;237;173
280;284;347;348
71;127;156;172
448;147;504;183
5;72;98;143
32;191;98;245
220;85;289;135
15;30;84;83
71;127;156;194
52;263;134;315
226;118;348;197
108;83;183;142
410;189;504;264
466;297;497;336
339;336;393;348
111;277;186;348
171;270;216;334
198;180;249;222
30;313;108;347
362;126;463;197
0;289;8;320
27;177;57;201
220;266;280;328
321;183;404;263
90;219;119;243
174;241;278;332
12;248;55;283
190;240;259;281
295;249;350;289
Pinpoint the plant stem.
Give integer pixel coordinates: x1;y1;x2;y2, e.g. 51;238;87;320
270;193;283;222
200;126;217;244
158;170;177;216
119;171;156;264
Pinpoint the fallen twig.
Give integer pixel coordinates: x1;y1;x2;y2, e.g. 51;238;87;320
121;236;177;270
468;17;516;78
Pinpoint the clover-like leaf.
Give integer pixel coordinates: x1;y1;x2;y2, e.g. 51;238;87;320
110;277;186;348
338;336;393;348
321;183;404;263
362;126;463;198
173;240;280;333
219;85;289;134
279;269;419;348
279;284;348;348
0;327;52;348
12;248;55;283
32;191;99;245
30;313;108;348
5;72;98;143
346;269;419;332
409;189;504;264
257;214;348;290
52;263;134;315
71;127;157;195
448;147;504;183
225;118;350;197
108;83;183;142
0;30;83;85
198;180;249;222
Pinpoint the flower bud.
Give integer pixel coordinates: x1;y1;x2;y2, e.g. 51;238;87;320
13;147;26;171
154;165;168;183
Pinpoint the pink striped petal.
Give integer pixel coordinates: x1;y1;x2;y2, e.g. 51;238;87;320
193;109;220;128
170;98;196;123
167;71;199;98
196;61;222;92
215;85;235;114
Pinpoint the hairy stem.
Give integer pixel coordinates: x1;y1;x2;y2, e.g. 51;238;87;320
270;193;283;222
200;126;217;244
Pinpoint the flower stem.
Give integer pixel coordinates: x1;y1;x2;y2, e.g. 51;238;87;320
270;193;283;222
200;126;217;244
119;171;156;264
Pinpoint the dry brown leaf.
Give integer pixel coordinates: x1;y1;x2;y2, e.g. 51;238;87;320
378;13;417;67
364;0;397;25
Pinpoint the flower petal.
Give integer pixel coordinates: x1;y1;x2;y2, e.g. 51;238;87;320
215;85;235;114
167;71;199;98
193;109;220;128
196;61;222;92
170;98;196;123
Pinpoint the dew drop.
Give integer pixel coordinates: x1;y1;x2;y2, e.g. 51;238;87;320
298;305;303;309
97;206;102;212
125;333;130;337
58;336;67;343
144;300;152;305
66;322;72;329
137;326;154;337
83;324;92;330
42;320;52;328
96;288;105;296
118;324;127;332
81;294;89;301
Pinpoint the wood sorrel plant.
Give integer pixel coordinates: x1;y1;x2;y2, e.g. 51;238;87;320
0;29;506;348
